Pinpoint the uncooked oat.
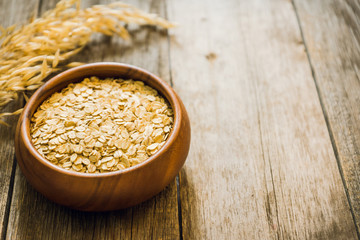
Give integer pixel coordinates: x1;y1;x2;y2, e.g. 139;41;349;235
30;77;173;173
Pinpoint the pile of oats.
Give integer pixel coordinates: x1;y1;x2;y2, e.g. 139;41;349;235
30;77;173;173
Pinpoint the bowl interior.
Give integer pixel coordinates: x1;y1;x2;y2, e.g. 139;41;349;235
22;62;181;177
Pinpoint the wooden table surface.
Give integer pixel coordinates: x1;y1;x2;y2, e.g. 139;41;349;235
1;0;360;239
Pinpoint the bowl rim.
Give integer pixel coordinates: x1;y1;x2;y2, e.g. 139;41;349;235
20;62;182;178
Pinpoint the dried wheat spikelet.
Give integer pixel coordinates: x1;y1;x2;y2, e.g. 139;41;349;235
0;0;174;124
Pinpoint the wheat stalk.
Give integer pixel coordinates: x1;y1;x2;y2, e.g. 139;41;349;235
0;0;173;124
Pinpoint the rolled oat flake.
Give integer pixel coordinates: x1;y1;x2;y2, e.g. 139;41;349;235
30;77;173;173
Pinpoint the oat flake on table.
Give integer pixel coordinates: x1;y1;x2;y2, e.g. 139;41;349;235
30;76;173;173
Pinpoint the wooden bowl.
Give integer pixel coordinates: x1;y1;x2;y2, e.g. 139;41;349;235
15;62;190;211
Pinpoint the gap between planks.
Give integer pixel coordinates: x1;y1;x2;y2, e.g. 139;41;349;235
163;0;183;238
1;157;17;240
291;0;360;238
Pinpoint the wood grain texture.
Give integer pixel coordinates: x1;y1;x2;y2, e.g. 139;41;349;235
0;0;39;239
293;0;360;232
168;0;357;239
5;0;179;239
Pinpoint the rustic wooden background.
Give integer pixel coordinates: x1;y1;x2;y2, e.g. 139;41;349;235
1;0;360;239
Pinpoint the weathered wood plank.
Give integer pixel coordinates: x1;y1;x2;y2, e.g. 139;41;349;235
293;0;360;233
168;0;357;239
5;0;179;239
0;0;39;239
